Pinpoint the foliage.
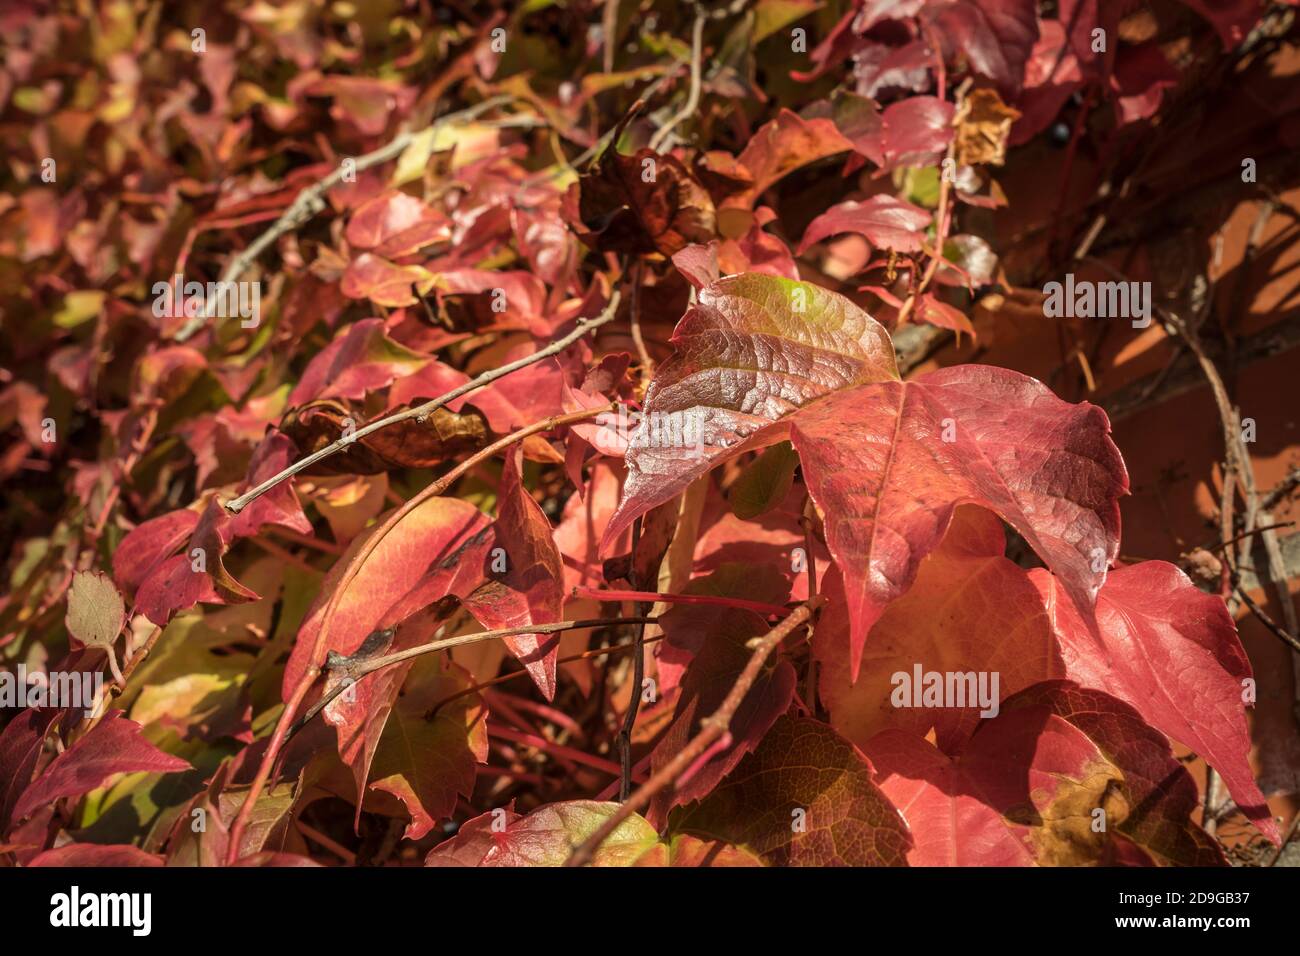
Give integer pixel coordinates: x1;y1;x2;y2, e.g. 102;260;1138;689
2;0;1297;868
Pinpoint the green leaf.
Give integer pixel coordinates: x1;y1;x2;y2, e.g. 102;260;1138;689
730;441;799;519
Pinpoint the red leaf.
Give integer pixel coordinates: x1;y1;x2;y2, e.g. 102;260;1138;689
912;0;1040;93
425;807;521;865
818;507;1276;843
647;583;796;823
833;92;955;171
0;709;56;832
790;364;1126;677
730;109;854;207
28;844;165;867
341;253;435;308
458;446;566;699
284;497;491;799
11;712;190;824
815;507;1065;752
914;293;976;334
365;657;488;840
112;509;199;596
798;195;932;254
427;801;660;866
346;189;449;254
868;682;1228;866
134;433;312;625
607;276;1126;680
570;145;716;256
1035;561;1278;842
289;317;429;405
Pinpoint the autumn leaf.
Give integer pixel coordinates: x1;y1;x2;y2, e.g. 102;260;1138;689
130;433;313;625
341;253;436;308
345;188;450;256
792;364;1126;677
10;711;191;825
607;275;1126;677
28;844;166;867
456;445;567;699
954;87;1021;166
867;682;1228;866
65;570;126;649
366;656;488;840
670;716;913;866
818;506;1277;842
797;195;933;254
427;800;660;866
1034;562;1278;842
729;109;854;207
832;92;955;170
288;318;429;406
280;398;487;474
647;593;797;823
284;496;491;802
570;141;716;256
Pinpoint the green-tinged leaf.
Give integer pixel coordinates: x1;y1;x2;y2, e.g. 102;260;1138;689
730;441;799;520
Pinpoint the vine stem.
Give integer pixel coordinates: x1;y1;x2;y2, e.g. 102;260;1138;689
223;402;612;865
647;10;705;152
289;616;659;740
571;586;788;618
224;292;621;515
617;517;648;801
564;600;820;867
896;79;970;328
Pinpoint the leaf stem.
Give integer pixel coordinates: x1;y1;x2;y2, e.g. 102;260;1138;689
290;616;659;740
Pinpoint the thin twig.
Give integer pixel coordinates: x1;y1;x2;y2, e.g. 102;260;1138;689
565;600;819;867
432;634;668;719
627;260;653;385
1261;466;1300;513
1234;584;1300;654
174;96;513;342
896;80;970;327
289;617;658;741
224;291;621;515
1214;521;1296;554
800;495;819;717
648;11;706;152
617;517;648;801
1203;767;1222;838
